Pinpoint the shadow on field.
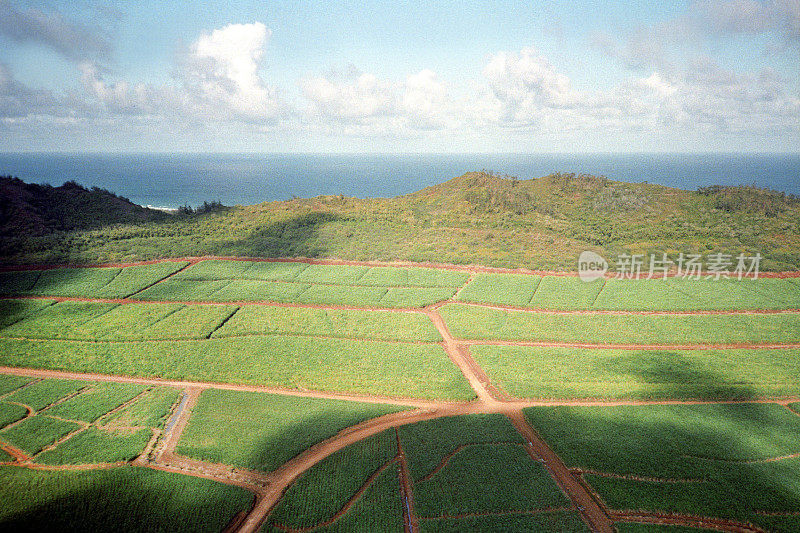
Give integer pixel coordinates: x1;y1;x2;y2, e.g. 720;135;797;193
0;465;251;533
527;351;800;530
223;212;339;259
600;350;759;401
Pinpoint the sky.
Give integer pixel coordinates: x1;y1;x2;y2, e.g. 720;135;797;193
0;0;798;153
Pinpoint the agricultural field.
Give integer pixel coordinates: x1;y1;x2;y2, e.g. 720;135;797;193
470;345;800;399
1;258;799;532
175;389;411;471
439;303;800;345
132;259;468;308
457;274;800;310
524;404;800;532
0;262;189;299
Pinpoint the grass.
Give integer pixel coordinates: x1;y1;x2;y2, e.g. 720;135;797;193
456;273;542;307
100;386;180;427
0;402;28;428
594;277;800;311
0;415;82;455
134;277;455;307
0;336;475;400
396;414;524;482
214;305;441;342
470;345;800;400
0;301;239;341
0;465;254;532
457;276;800;311
176;389;411;472
0;299;56;329
45;382;149;423
2;262;189;299
3;378;89;411
36;427;152;465
529;277;605;309
0;374;32;395
524;404;800;527
412;443;569;518
419;511;589;533
395;414;567;518
265;429;399;530
439;303;800;344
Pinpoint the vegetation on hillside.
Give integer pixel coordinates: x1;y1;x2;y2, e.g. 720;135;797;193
2;172;799;270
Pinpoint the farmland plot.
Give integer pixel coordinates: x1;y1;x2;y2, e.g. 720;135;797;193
264;430;403;532
439;303;800;345
0;466;253;532
525;404;800;530
176;389;411;471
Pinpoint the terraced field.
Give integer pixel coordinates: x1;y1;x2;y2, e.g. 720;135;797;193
1;258;799;532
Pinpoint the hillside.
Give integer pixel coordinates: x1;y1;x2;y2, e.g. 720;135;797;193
1;171;799;270
0;177;167;237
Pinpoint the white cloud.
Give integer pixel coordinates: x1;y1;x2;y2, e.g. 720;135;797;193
180;22;284;122
639;72;677;98
300;71;397;120
299;67;456;133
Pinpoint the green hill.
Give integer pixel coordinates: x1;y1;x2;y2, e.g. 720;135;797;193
1;171;799;270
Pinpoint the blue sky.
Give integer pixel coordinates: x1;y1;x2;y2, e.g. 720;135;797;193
0;0;798;152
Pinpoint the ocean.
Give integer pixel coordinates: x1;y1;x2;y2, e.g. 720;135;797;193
0;153;798;209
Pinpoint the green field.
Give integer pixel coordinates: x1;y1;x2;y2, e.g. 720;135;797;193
0;415;83;455
264;430;402;532
0;378;181;466
0;262;188;299
176;389;411;471
4;379;88;411
213;305;442;342
0;466;253;532
397;414;569;518
440;303;800;344
129;259;466;307
457;275;800;310
525;404;800;530
45;382;149;422
134;277;458;307
1;256;799;532
0;301;239;341
0;336;474;400
471;345;800;399
176;260;470;287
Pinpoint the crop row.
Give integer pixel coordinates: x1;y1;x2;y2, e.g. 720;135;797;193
0;376;179;464
176;389;410;472
0;337;474;401
0;300;442;342
440;303;800;345
0;262;188;299
458;274;800;310
133;278;457;307
470;345;800;400
175;260;470;288
524;404;800;530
